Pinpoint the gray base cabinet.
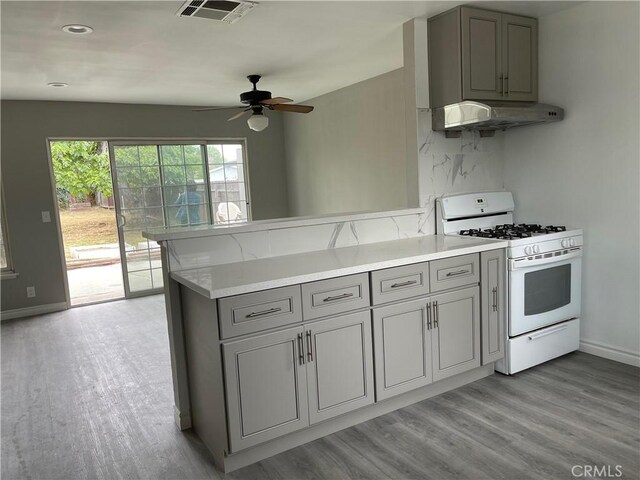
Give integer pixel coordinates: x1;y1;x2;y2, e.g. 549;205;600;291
211;249;505;462
224;312;375;452
306;311;375;424
223;326;309;452
480;250;505;364
373;299;432;401
431;287;481;381
373;285;481;400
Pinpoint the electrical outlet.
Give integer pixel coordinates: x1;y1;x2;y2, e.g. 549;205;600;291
41;211;51;223
26;286;36;298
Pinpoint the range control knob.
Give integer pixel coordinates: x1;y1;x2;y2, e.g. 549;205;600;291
569;238;576;247
533;245;541;254
524;246;533;256
561;239;568;248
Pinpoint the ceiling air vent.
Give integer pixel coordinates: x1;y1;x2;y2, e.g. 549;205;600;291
176;0;257;24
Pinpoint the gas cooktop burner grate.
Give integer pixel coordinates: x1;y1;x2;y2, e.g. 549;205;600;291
459;224;566;239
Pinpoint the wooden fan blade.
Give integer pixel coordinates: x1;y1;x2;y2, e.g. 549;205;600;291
192;105;245;112
227;109;251;121
260;97;293;105
270;104;314;113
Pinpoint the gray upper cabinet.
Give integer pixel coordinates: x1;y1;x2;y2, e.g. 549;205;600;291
430;286;481;382
480;250;505;365
502;14;538;101
305;311;374;424
461;7;503;101
429;6;538;108
222;326;309;452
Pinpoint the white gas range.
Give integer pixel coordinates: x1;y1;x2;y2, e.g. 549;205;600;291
436;191;583;374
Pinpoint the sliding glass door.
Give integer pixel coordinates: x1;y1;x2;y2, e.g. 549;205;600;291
109;142;211;296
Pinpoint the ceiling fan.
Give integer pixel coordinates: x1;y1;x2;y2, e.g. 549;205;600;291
193;75;314;132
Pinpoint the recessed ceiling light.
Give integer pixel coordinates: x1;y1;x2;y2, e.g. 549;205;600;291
62;24;93;35
48;82;69;88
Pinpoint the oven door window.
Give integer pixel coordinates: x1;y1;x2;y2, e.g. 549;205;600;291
524;264;571;316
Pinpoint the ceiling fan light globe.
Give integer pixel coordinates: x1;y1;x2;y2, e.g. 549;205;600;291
247;114;269;132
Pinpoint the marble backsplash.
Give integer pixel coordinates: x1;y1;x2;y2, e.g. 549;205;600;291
417;110;506;234
166;210;431;272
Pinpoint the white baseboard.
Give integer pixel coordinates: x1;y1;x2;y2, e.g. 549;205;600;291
580;340;640;367
1;302;68;321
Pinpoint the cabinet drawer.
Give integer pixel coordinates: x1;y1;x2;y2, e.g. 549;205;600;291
371;263;430;305
218;285;302;339
429;253;479;293
302;273;370;320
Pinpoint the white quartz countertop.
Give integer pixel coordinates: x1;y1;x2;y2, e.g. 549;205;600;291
171;235;508;299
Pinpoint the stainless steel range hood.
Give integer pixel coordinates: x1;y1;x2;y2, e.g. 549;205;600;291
432;101;564;137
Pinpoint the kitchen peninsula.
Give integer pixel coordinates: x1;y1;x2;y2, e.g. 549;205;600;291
144;208;508;472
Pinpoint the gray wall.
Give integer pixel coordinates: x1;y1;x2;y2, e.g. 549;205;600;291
503;2;640;360
283;69;409;217
0;100;289;312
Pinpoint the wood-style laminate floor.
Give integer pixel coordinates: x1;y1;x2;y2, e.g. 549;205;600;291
2;296;639;480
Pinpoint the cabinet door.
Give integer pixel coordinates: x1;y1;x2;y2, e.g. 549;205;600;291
461;7;503;101
223;326;309;452
431;286;480;382
481;250;505;364
502;14;538;101
373;298;432;401
306;311;374;424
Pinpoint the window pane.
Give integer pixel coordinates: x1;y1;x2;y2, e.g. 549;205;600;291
207;145;224;166
184;145;204;164
161;165;186;186
138;146;159;166
222;144;243;164
160;145;185;166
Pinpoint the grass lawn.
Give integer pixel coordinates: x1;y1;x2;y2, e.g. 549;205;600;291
59;206;143;259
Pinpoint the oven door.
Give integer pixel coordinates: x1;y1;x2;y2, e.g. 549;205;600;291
509;249;582;336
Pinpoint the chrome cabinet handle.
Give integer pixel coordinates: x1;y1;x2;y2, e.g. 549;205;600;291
498;74;504;95
245;307;282;318
391;280;418;288
297;333;305;365
323;293;354;302
426;303;432;330
446;269;469;277
306;330;313;362
504;76;509;96
433;301;439;328
492;287;498;312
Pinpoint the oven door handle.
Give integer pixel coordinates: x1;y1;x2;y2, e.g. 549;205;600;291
509;249;582;271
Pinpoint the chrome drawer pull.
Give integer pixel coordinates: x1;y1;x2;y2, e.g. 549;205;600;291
492;287;498;312
433;301;439;328
446;269;469;277
323;293;354;302
245;307;282;318
426;303;432;330
391;280;418;288
306;330;313;362
297;333;305;365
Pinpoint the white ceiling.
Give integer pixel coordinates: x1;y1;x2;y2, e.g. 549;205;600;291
1;1;580;107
